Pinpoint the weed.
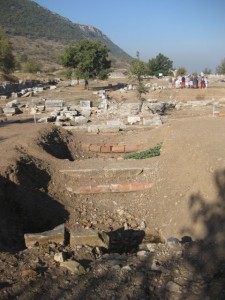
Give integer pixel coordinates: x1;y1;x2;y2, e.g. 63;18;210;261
124;143;162;160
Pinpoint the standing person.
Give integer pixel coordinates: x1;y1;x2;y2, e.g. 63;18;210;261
189;76;194;88
201;77;205;89
205;77;208;88
193;76;198;88
181;76;186;88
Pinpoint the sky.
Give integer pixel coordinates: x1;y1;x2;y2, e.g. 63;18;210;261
34;0;225;73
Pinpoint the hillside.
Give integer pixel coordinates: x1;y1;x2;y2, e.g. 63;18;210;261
0;0;132;70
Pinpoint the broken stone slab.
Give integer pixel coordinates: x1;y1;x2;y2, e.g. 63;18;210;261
127;116;141;125
5;99;18;108
66;182;152;194
74;116;88;124
24;224;65;248
80;108;92;117
60;167;144;178
3;107;21;115
80;100;91;108
60;260;85;275
70;228;109;249
54;252;66;263
143;116;162;126
45;100;64;110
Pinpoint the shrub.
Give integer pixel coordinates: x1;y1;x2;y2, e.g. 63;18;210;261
124;144;162;160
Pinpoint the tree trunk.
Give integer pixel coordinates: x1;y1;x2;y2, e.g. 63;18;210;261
84;79;88;90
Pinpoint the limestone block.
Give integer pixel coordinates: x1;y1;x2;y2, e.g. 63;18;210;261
80;100;91;108
70;228;109;249
24;224;65;248
143;116;162;126
3;107;20;115
127;116;141;124
60;260;85;275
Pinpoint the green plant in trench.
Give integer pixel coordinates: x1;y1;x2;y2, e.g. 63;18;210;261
124;143;162;160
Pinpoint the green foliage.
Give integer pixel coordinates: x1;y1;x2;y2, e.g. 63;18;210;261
129;59;148;84
129;59;148;100
203;67;212;75
65;67;73;79
0;28;15;74
124;144;162;160
216;59;225;74
20;53;28;63
148;53;173;76
177;67;186;76
60;39;111;84
23;61;41;73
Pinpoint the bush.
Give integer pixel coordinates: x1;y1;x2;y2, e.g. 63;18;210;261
23;61;41;73
124;144;162;160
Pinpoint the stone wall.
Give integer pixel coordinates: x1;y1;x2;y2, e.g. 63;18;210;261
0;80;41;96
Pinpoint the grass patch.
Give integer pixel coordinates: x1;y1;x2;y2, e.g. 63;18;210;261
124;143;162;160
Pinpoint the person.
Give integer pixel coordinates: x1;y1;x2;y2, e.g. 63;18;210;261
201;77;205;89
189;76;194;88
181;76;185;88
205;77;208;88
193;76;198;88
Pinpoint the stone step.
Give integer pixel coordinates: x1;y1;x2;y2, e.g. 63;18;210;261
66;182;152;194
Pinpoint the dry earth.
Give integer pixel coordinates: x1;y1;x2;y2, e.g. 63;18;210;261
1;79;225;299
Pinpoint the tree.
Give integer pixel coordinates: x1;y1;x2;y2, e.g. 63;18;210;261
177;67;187;76
216;59;225;74
23;61;41;73
129;59;149;111
148;53;173;77
0;28;15;74
203;67;212;75
60;39;111;89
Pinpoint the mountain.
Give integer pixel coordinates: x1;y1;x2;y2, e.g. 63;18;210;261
0;0;132;70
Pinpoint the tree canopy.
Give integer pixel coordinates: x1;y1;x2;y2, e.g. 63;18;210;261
60;39;111;87
148;53;173;76
129;59;148;111
0;28;15;74
216;59;225;74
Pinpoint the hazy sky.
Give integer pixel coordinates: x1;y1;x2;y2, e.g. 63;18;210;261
34;0;225;73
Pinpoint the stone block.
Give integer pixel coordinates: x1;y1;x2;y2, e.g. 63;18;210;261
45;100;64;110
74;116;88;124
24;224;65;248
3;107;20;115
80;100;91;108
88;125;99;133
143;116;162;126
70;228;109;249
127;116;141;124
80;108;91;117
60;260;85;275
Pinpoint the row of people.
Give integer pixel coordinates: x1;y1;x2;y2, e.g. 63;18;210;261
169;76;208;89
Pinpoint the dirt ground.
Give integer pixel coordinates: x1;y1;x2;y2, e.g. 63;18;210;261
1;79;225;299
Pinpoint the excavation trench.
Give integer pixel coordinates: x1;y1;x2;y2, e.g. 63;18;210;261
0;125;158;253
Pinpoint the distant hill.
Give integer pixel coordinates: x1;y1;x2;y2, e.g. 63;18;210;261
0;0;132;70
